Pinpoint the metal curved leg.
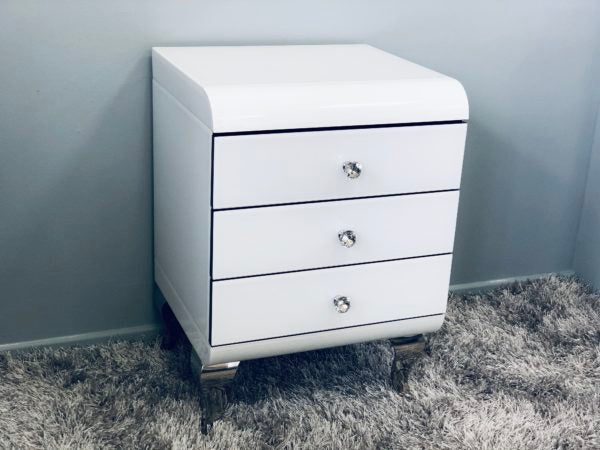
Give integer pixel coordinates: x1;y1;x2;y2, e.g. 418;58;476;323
390;335;425;392
190;351;239;434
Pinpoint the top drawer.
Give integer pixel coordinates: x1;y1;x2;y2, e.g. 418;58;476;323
213;123;466;209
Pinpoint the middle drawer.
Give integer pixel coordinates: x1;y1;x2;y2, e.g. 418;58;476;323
212;191;459;279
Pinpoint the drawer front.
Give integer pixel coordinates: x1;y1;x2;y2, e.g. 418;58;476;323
211;254;452;345
212;191;458;279
213;124;467;209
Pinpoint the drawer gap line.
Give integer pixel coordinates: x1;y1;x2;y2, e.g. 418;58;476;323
213;189;460;212
213;120;468;137
212;252;453;282
211;313;445;347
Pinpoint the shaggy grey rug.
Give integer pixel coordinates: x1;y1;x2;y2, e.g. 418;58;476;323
0;276;599;449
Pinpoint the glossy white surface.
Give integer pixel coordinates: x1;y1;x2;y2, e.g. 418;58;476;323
153;81;212;357
151;44;468;365
212;191;459;279
212;255;451;345
152;44;468;132
207;315;445;365
213;124;467;208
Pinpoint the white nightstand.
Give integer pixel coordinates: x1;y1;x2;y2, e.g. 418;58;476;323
152;44;468;431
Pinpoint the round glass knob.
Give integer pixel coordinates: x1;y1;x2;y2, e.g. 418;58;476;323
333;295;351;313
343;161;362;179
338;230;356;248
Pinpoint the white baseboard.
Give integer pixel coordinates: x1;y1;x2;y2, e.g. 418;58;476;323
0;324;162;353
0;270;576;353
449;270;575;294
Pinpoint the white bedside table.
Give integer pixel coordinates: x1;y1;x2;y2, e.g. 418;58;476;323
152;44;468;431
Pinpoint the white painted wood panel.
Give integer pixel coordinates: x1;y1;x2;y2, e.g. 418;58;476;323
206;315;445;365
212;191;459;279
153;81;213;359
211;255;452;346
213;124;466;208
152;45;468;132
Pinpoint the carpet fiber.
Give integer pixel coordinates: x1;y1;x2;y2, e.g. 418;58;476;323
1;276;599;449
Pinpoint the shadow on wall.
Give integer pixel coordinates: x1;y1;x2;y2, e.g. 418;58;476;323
452;115;579;284
0;55;157;345
574;105;600;289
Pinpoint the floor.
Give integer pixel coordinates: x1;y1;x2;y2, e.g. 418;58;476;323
0;276;598;449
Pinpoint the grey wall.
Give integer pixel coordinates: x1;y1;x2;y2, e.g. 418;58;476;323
1;0;600;345
574;108;600;288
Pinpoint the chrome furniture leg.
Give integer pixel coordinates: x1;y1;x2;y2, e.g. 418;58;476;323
389;334;425;392
190;351;239;434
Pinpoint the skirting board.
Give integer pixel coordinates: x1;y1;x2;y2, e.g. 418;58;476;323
0;324;162;353
0;270;576;353
449;270;575;294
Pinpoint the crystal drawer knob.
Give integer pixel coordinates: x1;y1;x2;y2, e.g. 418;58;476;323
338;230;356;248
343;161;362;179
333;295;351;313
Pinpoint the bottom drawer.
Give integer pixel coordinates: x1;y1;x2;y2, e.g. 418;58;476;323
211;254;452;346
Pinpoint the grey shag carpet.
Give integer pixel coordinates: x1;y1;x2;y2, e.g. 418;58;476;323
1;276;599;449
